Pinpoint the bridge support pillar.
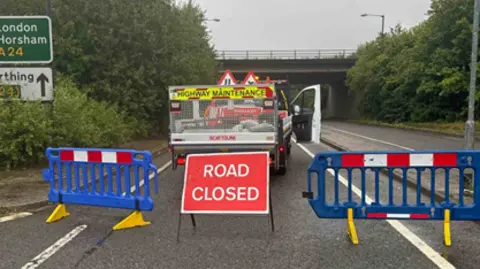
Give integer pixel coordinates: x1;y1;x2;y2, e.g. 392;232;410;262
323;82;358;120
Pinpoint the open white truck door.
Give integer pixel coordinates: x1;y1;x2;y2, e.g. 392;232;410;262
290;84;321;143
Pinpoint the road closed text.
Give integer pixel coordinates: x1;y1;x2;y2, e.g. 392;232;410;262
192;186;259;201
192;164;258;201
181;152;269;214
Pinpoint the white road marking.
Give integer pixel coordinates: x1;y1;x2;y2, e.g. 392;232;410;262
292;138;456;269
0;212;32;223
19;160;172;269
325;126;414;150
0;160;173;224
20;225;87;269
440;136;463;141
125;160;172;194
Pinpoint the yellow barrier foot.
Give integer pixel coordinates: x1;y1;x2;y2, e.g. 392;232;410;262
347;208;359;245
46;204;70;223
113;211;151;231
443;209;451;247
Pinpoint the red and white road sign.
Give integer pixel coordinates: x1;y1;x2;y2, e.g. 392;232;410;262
217;69;238;85
241;71;259;85
181;152;270;214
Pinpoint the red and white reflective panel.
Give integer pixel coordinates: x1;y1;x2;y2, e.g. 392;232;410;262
59;150;133;164
341;153;457;167
367;213;430;219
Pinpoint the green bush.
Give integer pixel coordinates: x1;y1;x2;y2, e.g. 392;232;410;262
0;100;52;169
51;74;141;148
0;75;141;170
0;0;217;169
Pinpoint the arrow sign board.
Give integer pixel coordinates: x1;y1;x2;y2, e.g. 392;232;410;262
0;16;53;64
241;71;259;85
217;70;238;85
0;67;53;101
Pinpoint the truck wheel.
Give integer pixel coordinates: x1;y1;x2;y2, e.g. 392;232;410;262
276;156;287;176
277;167;286;175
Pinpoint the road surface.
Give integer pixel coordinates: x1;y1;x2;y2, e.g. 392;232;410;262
323;121;476;150
0;132;479;268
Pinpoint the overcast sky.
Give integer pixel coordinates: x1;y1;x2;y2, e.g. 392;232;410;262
194;0;432;51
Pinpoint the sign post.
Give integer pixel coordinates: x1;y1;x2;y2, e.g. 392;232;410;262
0;16;53;64
177;152;274;242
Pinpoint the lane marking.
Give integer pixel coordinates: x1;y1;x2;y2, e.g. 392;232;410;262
292;138;456;269
0;160;173;224
20;225;88;269
325;126;414;150
0;212;32;223
440;136;463;141
19;160;172;269
124;160;172;194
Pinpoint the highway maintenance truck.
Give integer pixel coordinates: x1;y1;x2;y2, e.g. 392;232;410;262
167;83;292;175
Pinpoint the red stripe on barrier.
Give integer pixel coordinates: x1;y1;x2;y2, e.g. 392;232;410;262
410;214;430;219
367;213;387;218
175;88;185;92
433;153;457;166
116;152;133;164
387;153;409;166
60;150;74;161
196;88;208;91
341;154;364;166
188;97;200;100
88;151;102;162
233;87;245;90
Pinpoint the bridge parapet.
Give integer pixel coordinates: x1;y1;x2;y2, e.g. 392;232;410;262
216;49;357;60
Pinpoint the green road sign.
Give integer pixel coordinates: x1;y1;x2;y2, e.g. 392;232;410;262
0;16;53;64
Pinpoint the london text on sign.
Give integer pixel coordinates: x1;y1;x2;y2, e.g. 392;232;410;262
0;16;53;64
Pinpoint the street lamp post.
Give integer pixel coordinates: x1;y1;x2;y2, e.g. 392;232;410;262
361;13;385;35
205;18;220;22
466;0;480;153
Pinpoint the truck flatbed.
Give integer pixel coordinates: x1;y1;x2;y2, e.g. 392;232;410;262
167;84;292;175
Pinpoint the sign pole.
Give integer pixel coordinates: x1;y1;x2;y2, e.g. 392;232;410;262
46;0;52;17
265;192;275;245
176;213;197;243
465;0;480;189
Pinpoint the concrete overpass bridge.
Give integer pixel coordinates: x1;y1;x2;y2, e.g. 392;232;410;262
216;49;358;119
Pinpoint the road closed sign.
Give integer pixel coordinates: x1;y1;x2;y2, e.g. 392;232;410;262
181;152;269;214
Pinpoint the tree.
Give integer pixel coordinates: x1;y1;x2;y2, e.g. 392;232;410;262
0;0;218;168
347;0;480;123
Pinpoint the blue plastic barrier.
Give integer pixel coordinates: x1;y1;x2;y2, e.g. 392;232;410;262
303;150;480;246
43;147;159;230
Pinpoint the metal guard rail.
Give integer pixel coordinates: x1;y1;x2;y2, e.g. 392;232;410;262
215;49;357;60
